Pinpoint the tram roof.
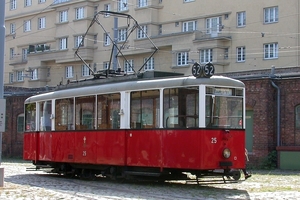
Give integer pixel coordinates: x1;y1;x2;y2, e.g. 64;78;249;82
24;75;244;103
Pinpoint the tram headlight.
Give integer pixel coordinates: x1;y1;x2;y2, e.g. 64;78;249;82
223;148;231;159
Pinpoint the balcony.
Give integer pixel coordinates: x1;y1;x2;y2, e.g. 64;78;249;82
194;31;231;42
28;44;51;54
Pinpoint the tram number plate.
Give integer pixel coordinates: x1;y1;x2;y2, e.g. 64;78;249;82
192;62;215;78
211;137;217;144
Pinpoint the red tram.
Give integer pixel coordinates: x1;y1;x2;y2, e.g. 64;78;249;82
23;71;246;182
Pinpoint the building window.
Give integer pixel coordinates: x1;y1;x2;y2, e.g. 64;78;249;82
17;71;24;81
59;37;68;50
183;21;197;32
53;0;70;4
104;4;110;17
10;48;14;59
264;43;278;59
118;0;128;11
137;25;147;39
31;69;38;80
144;57;154;71
138;0;148;7
184;0;194;2
22;48;28;61
94;34;98;44
66;66;73;78
82;65;90;77
237;11;246;27
38;17;46;29
264;6;278;24
206;17;222;34
118;28;127;42
10;0;17;10
75;7;84;20
224;48;229;60
75;35;84;48
237;46;245;62
9;73;14;83
39;0;46;3
17;114;25;133
24;0;32;7
104;33;110;46
177;52;189;66
10;23;16;34
103;62;109;69
200;49;213;63
59;10;68;23
124;59;134;73
24;20;31;32
296;105;300;129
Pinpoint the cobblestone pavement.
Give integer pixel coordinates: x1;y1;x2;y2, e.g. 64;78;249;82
0;160;300;199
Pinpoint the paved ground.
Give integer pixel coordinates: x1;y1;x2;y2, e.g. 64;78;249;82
0;160;300;199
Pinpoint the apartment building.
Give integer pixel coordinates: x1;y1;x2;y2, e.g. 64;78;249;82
5;0;300;87
4;0;300;168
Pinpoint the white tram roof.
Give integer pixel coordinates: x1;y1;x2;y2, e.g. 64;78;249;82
25;75;244;103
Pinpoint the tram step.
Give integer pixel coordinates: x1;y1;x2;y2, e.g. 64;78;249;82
124;171;161;177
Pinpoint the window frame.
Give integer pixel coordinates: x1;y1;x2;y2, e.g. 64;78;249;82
75;7;84;20
24;20;31;32
237;11;246;27
59;10;68;23
17;71;24;81
24;0;32;7
82;65;91;77
10;0;17;10
66;66;73;78
124;59;134;73
264;6;278;24
177;52;189;66
38;17;46;29
144;57;154;71
264;43;278;59
75;35;84;48
118;0;128;11
200;49;213;64
137;25;147;39
183;21;197;32
59;37;68;50
17;114;25;133
237;46;246;62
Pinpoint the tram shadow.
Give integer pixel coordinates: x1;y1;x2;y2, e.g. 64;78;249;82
5;173;250;199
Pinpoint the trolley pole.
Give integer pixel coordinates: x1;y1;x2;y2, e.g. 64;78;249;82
0;0;6;187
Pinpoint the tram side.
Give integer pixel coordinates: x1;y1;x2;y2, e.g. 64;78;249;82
23;75;246;180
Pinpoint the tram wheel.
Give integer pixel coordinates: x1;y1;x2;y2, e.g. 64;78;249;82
230;170;241;181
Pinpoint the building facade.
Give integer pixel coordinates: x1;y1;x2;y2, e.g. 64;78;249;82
4;0;300;168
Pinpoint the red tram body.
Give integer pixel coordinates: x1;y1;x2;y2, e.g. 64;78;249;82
24;74;246;181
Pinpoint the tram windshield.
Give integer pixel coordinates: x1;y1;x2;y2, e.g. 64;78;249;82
206;87;243;129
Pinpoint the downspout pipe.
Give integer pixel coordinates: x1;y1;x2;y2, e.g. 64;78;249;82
270;66;281;147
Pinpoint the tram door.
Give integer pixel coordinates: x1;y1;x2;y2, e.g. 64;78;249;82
245;110;253;152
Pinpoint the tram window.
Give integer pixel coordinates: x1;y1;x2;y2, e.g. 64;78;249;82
25;103;36;132
75;96;95;130
130;90;160;129
206;95;243;129
55;98;74;130
163;87;198;128
39;101;52;131
97;93;120;129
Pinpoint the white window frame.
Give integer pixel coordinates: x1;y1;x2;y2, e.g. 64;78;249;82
10;0;17;10
39;0;46;3
144;57;154;71
183;21;197;32
66;66;73;78
82;65;90;77
177;52;189;66
75;7;84;20
137;25;147;39
200;49;213;64
10;23;16;34
24;0;32;7
264;43;278;59
24;20;31;32
237;46;245;62
31;69;38;80
60;37;68;50
38;17;46;29
59;10;68;23
10;48;14;59
104;33;110;46
264;6;278;24
138;0;148;8
104;4;110;17
17;71;24;81
9;73;14;83
118;0;128;12
22;48;28;61
237;11;246;27
206;17;222;34
75;35;84;48
124;59;134;73
118;28;127;42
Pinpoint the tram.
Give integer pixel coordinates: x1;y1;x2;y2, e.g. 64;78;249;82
23;68;246;181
